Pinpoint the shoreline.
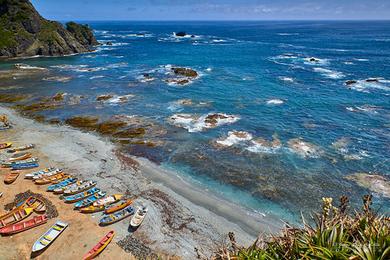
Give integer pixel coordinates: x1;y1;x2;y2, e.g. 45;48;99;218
0;105;282;258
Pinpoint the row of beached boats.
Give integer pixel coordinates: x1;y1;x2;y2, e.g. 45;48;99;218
0;141;148;258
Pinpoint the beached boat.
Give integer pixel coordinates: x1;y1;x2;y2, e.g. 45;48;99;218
4;171;20;184
0;208;33;228
0;215;48;235
25;167;58;179
130;206;148;228
104;199;133;214
32;168;62;180
7;144;35;153
79;205;105;214
63;187;100;203
34;173;69;185
20;197;46;213
63;180;97;196
82;231;115;260
74;191;106;209
0;142;12;150
47;178;77;192
53;180;86;194
32;220;68;253
11;162;39;170
8;152;32;162
93;194;123;207
100;206;134;226
2;157;39;168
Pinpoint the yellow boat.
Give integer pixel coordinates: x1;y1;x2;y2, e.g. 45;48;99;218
34;173;69;185
80;205;105;214
0;142;12;150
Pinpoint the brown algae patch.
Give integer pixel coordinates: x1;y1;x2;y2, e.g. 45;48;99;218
0;93;30;103
65;115;99;129
96;120;127;135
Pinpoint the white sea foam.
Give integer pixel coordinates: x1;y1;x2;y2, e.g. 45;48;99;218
169;113;240;132
246;138;282;154
303;57;329;66
106;94;135;104
288;138;323;158
14;63;47;70
266;99;284;105
89;75;105;80
346;78;390;93
216;131;253;147
279;76;294;82
313;67;345;79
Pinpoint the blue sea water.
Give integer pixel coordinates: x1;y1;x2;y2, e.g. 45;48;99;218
1;21;390;223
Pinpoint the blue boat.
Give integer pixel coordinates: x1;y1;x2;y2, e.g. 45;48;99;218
99;206;135;226
63;187;100;203
74;191;106;209
47;178;78;192
11;162;39;170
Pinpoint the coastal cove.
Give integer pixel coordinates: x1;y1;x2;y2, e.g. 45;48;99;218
0;105;274;258
1;18;390;259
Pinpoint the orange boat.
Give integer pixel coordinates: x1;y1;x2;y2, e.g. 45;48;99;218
8;152;32;162
0;208;33;228
82;231;115;260
4;171;20;184
20;197;46;213
104;199;133;214
0;215;48;235
34;173;70;185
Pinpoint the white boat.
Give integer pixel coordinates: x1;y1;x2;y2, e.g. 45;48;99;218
93;194;123;207
25;168;59;179
32;220;68;253
130;206;148;228
32;168;62;180
63;181;96;195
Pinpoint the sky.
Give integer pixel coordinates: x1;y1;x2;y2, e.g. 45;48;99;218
30;0;390;21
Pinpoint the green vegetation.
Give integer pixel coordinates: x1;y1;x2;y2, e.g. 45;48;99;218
206;195;390;260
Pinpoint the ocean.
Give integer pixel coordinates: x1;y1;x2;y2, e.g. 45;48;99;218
1;21;389;223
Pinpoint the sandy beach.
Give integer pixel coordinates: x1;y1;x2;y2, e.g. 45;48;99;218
0;106;282;259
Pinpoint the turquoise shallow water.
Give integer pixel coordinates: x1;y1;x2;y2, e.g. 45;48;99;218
1;21;389;223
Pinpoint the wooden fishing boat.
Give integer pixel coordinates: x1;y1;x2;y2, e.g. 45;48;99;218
47;178;77;192
104;199;133;214
0;142;12;150
2;158;39;168
82;231;115;260
63;187;100;203
53;180;86;194
11;162;39;170
8;152;32;162
0;208;33;228
79;205;105;214
11;196;46;214
32;220;68;253
7;144;35;153
99;206;134;226
74;191;106;209
130;206;148;228
34;173;70;185
4;171;20;184
93;194;123;207
25;167;60;179
0;215;48;235
32;168;62;180
63;180;97;196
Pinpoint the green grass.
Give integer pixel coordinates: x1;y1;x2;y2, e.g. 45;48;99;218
205;195;390;260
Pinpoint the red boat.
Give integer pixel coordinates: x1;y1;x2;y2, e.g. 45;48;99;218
0;215;48;235
83;230;115;260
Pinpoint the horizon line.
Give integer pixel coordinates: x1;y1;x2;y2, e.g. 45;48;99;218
58;19;390;22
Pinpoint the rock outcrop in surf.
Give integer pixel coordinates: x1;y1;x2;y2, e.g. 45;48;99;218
0;0;98;58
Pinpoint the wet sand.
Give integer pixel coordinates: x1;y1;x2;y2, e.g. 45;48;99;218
0;106;282;259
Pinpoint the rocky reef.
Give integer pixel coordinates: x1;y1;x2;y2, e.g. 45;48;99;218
0;0;98;58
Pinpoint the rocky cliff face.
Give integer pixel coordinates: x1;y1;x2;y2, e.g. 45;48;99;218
0;0;98;58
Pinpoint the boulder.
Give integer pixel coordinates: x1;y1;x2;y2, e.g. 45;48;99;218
345;80;357;85
175;32;187;37
171;67;198;78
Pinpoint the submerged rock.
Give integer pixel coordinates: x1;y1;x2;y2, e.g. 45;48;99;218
65;115;99;129
345;80;357;86
175;32;187;37
96;94;114;101
52;92;67;102
42;76;72;82
0;94;29;103
288;138;323;158
96;120;127;135
346;173;390;198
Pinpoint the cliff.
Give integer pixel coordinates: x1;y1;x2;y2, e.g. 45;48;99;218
0;0;98;58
